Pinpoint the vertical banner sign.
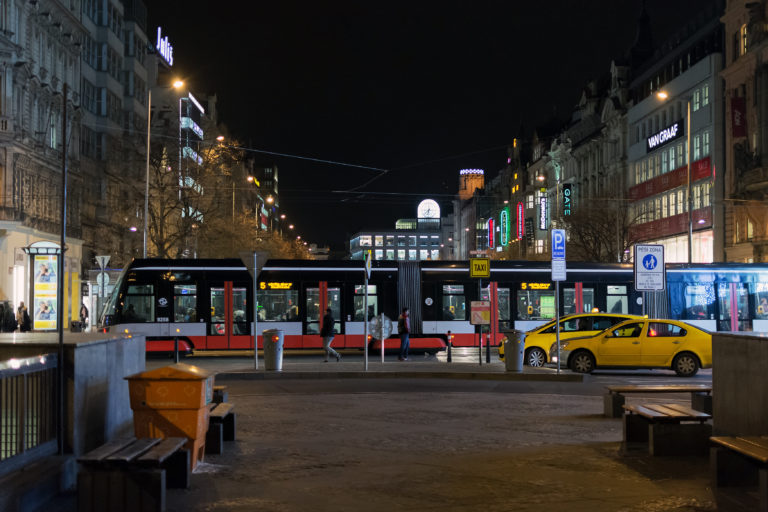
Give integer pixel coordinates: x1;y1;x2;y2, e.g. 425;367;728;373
516;202;524;240
539;196;548;230
562;184;572;216
34;255;58;330
500;207;510;246
487;218;494;249
732;97;747;138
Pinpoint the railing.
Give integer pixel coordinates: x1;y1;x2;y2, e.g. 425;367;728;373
0;354;58;476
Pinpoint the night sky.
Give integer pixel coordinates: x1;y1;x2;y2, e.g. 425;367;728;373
149;1;715;252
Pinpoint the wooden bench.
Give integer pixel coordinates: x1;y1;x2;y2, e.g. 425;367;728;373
213;385;228;404
622;403;711;456
605;384;712;418
205;402;236;455
78;436;190;512
711;436;768;512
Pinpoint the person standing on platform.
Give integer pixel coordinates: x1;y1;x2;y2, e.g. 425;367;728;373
397;307;410;361
320;307;341;362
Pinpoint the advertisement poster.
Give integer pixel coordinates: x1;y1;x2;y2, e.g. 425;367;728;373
33;255;58;330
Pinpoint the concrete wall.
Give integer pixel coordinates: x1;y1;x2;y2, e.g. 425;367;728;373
0;333;145;456
712;332;768;436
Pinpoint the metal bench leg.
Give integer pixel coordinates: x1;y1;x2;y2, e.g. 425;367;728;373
124;469;166;512
206;421;224;455
604;393;625;418
760;467;768;512
223;412;236;442
164;448;191;489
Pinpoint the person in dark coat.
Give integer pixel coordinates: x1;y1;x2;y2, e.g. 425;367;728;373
320;307;341;362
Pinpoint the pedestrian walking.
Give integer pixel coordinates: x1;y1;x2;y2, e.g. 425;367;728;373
397;307;410;361
320;307;341;362
2;302;17;332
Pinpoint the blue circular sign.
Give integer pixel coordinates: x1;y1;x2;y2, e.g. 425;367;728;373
642;254;658;270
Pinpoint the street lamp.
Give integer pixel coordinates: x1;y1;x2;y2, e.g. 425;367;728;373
144;79;185;258
657;90;692;263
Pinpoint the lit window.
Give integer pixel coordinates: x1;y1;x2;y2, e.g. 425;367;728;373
694;135;701;160
693;89;701;111
740;24;748;56
374;249;383;260
702;131;710;156
375;236;383;247
702;84;710;106
359;236;372;247
397;249;405;260
669;146;676;170
661;151;668;173
677;144;684;167
535;239;545;254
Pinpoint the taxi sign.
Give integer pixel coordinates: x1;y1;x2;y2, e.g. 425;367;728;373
469;258;490;278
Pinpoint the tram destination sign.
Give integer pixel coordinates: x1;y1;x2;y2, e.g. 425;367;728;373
634;244;665;291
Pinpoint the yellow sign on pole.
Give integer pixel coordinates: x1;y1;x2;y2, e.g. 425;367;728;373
469;258;490;278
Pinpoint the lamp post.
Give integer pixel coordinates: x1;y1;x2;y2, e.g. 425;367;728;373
144;80;184;258
657;91;693;263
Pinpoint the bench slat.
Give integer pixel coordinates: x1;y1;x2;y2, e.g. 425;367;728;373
653;403;711;419
211;402;235;419
608;385;712;394
624;403;710;422
78;437;137;463
623;404;669;419
711;436;768;463
105;438;161;463
137;437;188;466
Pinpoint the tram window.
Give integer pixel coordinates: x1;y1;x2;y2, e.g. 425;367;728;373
258;290;299;321
173;284;197;322
517;288;555;320
409;236;416;247
683;284;714;320
442;285;466;320
752;283;768;318
232;287;248;335
210;287;226;336
353;285;377;321
480;287;511;329
386;236;394;247
123;283;154;323
607;285;627;314
717;283;749;331
563;287;595;314
397;236;406;247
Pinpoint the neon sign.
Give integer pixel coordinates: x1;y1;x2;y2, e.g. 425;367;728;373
562;184;572;216
521;283;552;290
539;196;548;230
500;207;510;246
646;120;684;152
487;218;494;248
516;202;524;240
156;27;174;67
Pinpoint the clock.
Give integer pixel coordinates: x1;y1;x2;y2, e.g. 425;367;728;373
417;199;440;219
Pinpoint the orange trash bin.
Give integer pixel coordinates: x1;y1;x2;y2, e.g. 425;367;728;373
125;363;215;470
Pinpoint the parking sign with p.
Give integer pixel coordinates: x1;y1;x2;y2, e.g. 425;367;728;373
552;229;566;261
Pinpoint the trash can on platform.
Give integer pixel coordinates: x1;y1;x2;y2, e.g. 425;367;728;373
125;363;215;470
501;330;526;372
263;329;284;371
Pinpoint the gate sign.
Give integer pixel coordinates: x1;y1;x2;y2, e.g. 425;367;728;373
470;301;491;325
469;258;490;278
634;244;665;291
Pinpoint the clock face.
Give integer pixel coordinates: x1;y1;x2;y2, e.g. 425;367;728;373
417;199;440;219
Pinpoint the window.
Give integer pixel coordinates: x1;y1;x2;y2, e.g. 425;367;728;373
669;146;676;170
359;236;372;247
740;24;748;56
694;185;701;210
107;2;123;36
123;283;154;323
647;322;686;337
353;285;377;321
694;135;701;160
526;194;534;209
609;322;643;338
607;285;628;314
662;195;668;218
442;285;466;320
386;249;394;260
693;89;701;111
82;35;102;70
517;285;555;320
669;191;677;216
682;284;713;320
81;126;103;160
648;156;655;178
677;143;684;167
419;249;429;260
430;249;440;260
258;288;298;321
702;84;710;106
397;236;406;247
702;131;710;156
386;235;394;246
408;236;416;247
397;249;405;260
106;90;121;124
661;151;668;173
173;284;197;322
374;235;383;246
535;239;545;254
374;249;383;260
678;190;685;212
408;249;417;260
81;79;101;115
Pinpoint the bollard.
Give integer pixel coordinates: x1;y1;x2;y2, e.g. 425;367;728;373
447;331;452;363
174;336;179;363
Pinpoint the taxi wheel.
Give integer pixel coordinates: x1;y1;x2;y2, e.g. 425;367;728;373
570;351;595;374
672;352;699;377
526;348;547;367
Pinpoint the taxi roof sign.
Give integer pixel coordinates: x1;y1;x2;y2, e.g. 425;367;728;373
469;258;490;278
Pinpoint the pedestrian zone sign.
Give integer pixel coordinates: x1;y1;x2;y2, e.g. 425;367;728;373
470;258;490;278
634;244;665;291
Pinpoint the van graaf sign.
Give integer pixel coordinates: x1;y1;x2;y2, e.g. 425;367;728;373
156;27;174;66
646;120;684;152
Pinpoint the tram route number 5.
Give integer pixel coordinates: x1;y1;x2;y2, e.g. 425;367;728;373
470;258;490;278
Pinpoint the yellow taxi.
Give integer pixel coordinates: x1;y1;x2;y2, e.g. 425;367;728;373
550;318;712;377
499;312;642;367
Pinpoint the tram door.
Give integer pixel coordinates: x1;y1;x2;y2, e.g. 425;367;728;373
305;282;342;342
717;282;750;331
207;281;251;349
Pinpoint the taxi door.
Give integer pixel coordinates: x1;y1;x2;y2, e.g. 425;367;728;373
597;321;644;366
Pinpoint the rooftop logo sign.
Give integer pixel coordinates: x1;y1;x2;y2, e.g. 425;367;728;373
646;119;684;152
156;27;174;66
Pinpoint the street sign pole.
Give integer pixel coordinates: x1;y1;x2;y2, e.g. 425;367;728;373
364;250;371;372
469;258;491;366
551;230;566;375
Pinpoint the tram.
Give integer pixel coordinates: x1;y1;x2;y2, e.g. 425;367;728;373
99;258;768;356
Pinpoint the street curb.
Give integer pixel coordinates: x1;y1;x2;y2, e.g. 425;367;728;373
214;370;585;382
